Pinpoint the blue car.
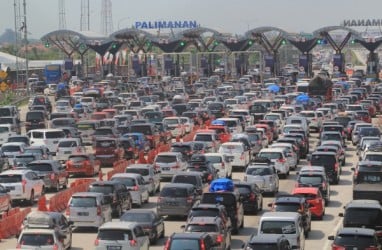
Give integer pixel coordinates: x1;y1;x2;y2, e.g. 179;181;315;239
122;132;150;152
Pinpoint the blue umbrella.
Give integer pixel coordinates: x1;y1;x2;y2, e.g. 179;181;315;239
296;94;310;102
267;84;280;93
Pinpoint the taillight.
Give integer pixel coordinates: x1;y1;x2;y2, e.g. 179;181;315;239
22;180;27;193
331;244;346;250
334;163;339;171
172;163;180;169
243;176;247;181
53;244;59;250
240;153;245;160
322;182;327;190
97;206;101;216
65;208;70;216
157;197;163;203
164;238;171;250
77;147;82;153
133;185;139;191
186;196;193;203
200;239;206;250
221;162;225;169
130;239;137;247
249;193;256;201
94;238;99;246
216;234;223;243
50;173;55;180
16;243;21;248
277;158;286;163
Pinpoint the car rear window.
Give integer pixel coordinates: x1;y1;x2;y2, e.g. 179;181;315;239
160;187;188;197
45;131;65;139
58;140;78;147
201;193;236;207
261;221;296;234
185;224;218;232
96;140;116;148
173;175;197;185
1;145;21;152
27;163;53;172
169;239;201;250
364;154;382;162
344;208;382;227
155;155;177;163
20;233;54;246
125;168;149;176
110;177;136;187
246;167;272;176
189;208;219;218
88;185;114;194
0;174;22;183
98;229;132;241
220;145;243;153
247;243;279;250
194;134;212;142
274;203;300;212
69;197;96;207
334;234;376;248
311;155;336;166
205;156;222;164
258;152;282;160
76;123;95;130
298;175;323;185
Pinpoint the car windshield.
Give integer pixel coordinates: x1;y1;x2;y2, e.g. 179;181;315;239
69;197;96;207
120;212;152;222
125;168;149;176
28;163;53;172
246;167;272;176
20;233;54;246
185;224;218;232
160;187;188;197
98;229;132;241
155;155;177;163
169;239;200;250
110;177;136;187
88;185;113;194
261;221;296;234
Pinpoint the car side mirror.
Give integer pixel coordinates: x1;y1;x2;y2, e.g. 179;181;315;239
338;212;344;217
180;225;185;229
328;236;335;241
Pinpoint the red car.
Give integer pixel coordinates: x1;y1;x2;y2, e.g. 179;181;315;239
292;187;325;220
94;138;124;167
66;154;101;177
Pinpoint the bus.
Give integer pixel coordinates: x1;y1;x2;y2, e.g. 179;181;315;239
44;64;62;84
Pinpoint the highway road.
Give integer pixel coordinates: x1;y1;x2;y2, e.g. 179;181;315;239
1;98;358;250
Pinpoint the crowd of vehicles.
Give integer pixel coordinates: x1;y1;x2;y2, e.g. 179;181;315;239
0;71;380;249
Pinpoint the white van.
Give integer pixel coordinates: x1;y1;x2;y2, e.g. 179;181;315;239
258;212;305;250
0;124;15;146
218;142;250;171
26;129;66;155
56;138;83;163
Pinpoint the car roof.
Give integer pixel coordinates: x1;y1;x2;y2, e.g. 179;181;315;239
188;216;221;224
162;183;195;189
157;152;181;156
337;227;376;236
111;173;142;179
72;192;103;197
0;169;31;175
170;232;209;239
261;211;301;220
248;234;287;243
127;164;153;169
91;181;120;186
345;199;382;209
274;195;305;204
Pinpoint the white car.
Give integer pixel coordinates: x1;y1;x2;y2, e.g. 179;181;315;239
204;152;233;179
244;163;279;195
163;117;185;138
270;143;298;170
110;173;150;207
258;148;290;178
0;169;45;205
180;116;194;134
0;124;15;146
1;142;27;158
154;152;188;179
56;138;84;163
218;142;250;171
17;228;68;250
55;99;72;113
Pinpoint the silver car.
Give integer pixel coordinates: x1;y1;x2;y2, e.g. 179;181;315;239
154;152;188;179
125;164;161;195
244;163;279;195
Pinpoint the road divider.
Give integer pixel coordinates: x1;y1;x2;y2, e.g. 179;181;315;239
107;160;130;180
0;207;31;240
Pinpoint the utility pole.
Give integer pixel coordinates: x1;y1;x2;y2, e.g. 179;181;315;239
23;0;28;94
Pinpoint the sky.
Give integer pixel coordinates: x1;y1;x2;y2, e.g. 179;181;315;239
2;0;382;39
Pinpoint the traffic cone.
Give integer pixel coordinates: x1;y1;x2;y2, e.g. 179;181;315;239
37;195;48;211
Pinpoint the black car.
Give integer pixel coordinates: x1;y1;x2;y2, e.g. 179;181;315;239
310;151;340;184
25;111;46;132
165;232;217;250
296;170;330;203
207;102;226;118
233;181;263;215
87;181;132;218
170;142;195;160
328;228;381;250
187;203;231;230
120;209;165;244
187;154;217;183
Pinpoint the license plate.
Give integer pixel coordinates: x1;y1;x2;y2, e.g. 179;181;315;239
77;212;89;216
74;164;82;168
107;246;121;250
163;167;170;171
53;140;58;144
65;151;71;154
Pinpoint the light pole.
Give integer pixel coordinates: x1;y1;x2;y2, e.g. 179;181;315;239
23;0;29;94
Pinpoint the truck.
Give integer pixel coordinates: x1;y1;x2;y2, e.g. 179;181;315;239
308;75;333;102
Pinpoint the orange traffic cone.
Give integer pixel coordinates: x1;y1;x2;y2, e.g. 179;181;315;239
138;151;147;164
37;195;48;211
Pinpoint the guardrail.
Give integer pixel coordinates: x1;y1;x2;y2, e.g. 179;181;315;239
0;207;31;240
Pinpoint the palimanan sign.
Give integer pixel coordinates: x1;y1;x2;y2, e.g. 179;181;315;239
135;20;198;29
343;19;382;27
